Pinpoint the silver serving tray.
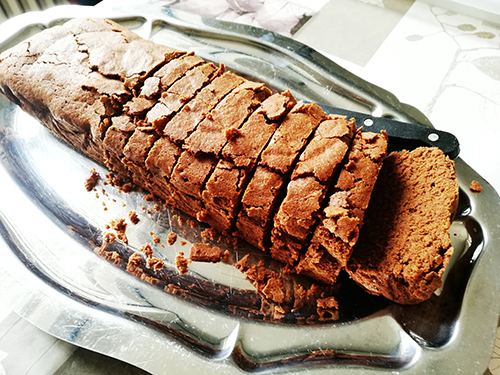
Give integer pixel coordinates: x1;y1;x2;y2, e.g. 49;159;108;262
1;4;499;374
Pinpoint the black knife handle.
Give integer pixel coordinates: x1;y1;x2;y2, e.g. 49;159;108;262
318;105;460;159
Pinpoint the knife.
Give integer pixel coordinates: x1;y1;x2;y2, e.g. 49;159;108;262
318;104;460;159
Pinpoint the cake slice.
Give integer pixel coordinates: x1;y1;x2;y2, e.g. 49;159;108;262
184;81;272;156
149;62;221;135
161;71;245;143
235;102;327;250
269;115;356;265
235;166;285;250
222;90;296;169
310;130;389;266
346;147;458;304
200;92;297;233
291;130;388;284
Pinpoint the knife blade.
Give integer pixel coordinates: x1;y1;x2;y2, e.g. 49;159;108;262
318;104;460;159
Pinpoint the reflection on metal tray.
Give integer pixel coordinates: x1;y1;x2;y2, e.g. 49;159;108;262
0;4;499;375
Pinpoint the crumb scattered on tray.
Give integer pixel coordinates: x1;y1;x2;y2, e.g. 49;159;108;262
317;296;340;321
140;243;153;258
129;211;140;224
235;254;285;304
187;220;196;228
110;218;127;232
167;232;177;246
109;218;128;244
128;252;142;268
121;182;133;193
174;252;190;274
174;215;185;226
469;180;483;193
201;228;218;242
147;257;165;270
189;243;222;263
144;193;154;202
84;168;100;192
180;241;187;246
103;232;116;244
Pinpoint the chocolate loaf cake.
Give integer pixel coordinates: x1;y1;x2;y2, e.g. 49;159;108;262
0;18;459;305
346;147;458;304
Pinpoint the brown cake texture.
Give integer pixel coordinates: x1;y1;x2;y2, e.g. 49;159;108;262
189;243;223;263
269;115;357;266
0;18;459;306
346;147;458;304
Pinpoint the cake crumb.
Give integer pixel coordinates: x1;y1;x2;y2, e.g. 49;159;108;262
174;252;189;274
167;232;177;246
222;250;229;263
110;218;128;244
140;243;153;258
316;296;340;321
128;252;143;267
227;235;238;246
153;204;160;212
128;211;140;224
152;234;160;244
189;243;222;263
180;241;187;246
103;232;116;244
105;172;114;185
262;277;285;304
275;305;286;315
121;182;133;193
235;255;285;305
469;180;483;193
84;169;100;191
144;193;155;202
187;220;196;228
147;257;165;270
111;218;127;232
201;228;218;241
